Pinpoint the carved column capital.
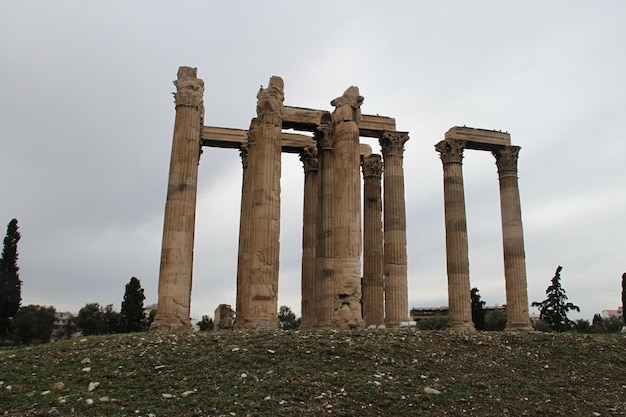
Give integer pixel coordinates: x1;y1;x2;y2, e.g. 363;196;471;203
435;139;466;164
362;154;383;178
315;123;335;150
173;67;204;110
493;145;521;178
331;86;364;125
256;76;284;127
300;146;319;172
380;131;409;157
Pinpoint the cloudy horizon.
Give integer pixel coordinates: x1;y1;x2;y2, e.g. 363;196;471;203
1;1;624;323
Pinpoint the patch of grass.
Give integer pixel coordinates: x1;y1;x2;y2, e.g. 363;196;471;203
0;330;625;416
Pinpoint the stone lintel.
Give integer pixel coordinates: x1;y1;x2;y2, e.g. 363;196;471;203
282;106;396;137
445;126;511;151
202;125;373;156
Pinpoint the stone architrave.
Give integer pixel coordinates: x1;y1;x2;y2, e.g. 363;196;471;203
435;139;475;332
299;146;319;328
330;86;364;328
151;67;204;331
362;154;384;326
240;77;284;329
234;119;259;329
314;119;335;327
493;146;533;331
380;131;410;327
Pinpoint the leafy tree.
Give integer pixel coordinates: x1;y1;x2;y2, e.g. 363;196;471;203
574;319;591;333
10;305;56;345
277;305;300;330
591;313;605;333
532;319;551;332
603;316;624;333
484;310;507;331
74;303;120;335
417;315;448;330
197;315;214;331
622;272;626;321
0;219;21;337
531;266;580;333
119;277;145;333
470;287;486;330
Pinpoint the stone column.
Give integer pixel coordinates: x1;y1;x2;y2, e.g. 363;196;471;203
330;86;364;328
380;131;410;327
151;67;204;331
234;120;258;329
435;139;475;332
240;77;284;329
299;146;319;328
362;154;384;326
493;146;533;331
315;119;335;327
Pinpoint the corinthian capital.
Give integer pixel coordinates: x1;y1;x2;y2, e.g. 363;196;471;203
493;145;521;177
173;67;204;110
315;123;335;150
380;131;409;157
435;139;466;164
331;86;364;125
300;146;319;172
256;76;284;126
362;154;383;178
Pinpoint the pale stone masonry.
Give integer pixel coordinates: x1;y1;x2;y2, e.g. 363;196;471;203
380;131;410;327
330;87;364;328
299;146;318;328
362;154;385;326
435;127;533;332
153;66;539;333
435;139;475;331
151;67;204;331
493;146;533;331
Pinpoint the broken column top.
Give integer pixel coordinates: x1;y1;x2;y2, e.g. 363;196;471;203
445;126;511;151
177;66;198;80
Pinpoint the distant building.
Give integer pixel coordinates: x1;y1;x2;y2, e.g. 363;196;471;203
50;311;80;342
602;309;620;319
410;305;507;322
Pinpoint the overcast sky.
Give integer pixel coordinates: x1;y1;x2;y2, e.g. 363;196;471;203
1;1;625;323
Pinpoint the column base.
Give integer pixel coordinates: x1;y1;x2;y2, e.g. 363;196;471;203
447;321;476;332
149;315;192;332
505;321;534;332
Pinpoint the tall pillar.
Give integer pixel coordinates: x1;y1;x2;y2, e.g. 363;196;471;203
151;67;204;331
380;131;410;327
315;119;335;327
240;77;284;329
234;120;259;329
493;146;533;331
300;146;319;328
435;139;475;332
330;86;364;328
362;154;384;326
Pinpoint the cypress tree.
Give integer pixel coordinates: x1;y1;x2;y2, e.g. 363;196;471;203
531;266;580;332
119;277;145;333
0;219;21;337
470;287;486;330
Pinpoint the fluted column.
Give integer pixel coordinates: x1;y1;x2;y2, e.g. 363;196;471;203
234;120;258;329
362;154;384;326
240;77;284;329
315;119;335;327
330;86;364;328
151;67;204;331
300;146;319;328
435;139;475;332
380;131;409;327
493;146;533;331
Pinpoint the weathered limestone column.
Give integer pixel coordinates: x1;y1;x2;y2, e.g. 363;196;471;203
299;146;319;328
362;154;384;326
380;131;410;327
493;146;533;331
315;119;335;327
234;120;259;329
435;139;475;332
330;86;364;328
151;67;204;331
240;77;284;329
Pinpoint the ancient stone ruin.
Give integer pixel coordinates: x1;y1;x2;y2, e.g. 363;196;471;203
150;66;532;332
